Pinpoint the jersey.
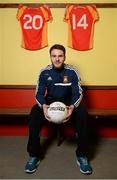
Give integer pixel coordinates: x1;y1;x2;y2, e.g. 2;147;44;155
16;4;53;50
64;5;99;51
36;64;83;108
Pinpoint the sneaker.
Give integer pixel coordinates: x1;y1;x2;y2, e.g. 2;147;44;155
76;156;92;174
24;157;40;173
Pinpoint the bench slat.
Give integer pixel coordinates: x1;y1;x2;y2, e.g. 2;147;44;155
0;108;117;116
88;109;117;116
0;108;31;115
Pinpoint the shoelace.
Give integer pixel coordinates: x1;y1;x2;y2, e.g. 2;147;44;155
80;158;88;165
28;158;36;165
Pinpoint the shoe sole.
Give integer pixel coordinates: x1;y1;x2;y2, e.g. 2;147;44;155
24;161;40;174
76;160;92;175
25;168;37;173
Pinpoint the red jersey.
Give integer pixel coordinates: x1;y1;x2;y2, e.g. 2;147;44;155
64;5;99;51
16;5;53;50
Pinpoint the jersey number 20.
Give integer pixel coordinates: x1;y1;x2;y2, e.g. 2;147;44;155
23;14;43;30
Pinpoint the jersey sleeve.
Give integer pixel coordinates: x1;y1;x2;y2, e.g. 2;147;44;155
41;5;53;22
88;5;99;22
16;4;26;20
71;68;83;108
63;5;73;22
35;70;47;108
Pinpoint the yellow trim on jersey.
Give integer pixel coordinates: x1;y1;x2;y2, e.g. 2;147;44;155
64;5;74;48
87;5;99;49
87;5;99;21
16;5;27;20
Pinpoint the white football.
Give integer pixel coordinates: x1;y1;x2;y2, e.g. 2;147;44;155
48;101;67;124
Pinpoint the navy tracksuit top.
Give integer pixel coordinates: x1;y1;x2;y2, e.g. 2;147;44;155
36;64;83;108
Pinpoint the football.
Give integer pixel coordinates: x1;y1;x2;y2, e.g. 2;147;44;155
48;101;67;124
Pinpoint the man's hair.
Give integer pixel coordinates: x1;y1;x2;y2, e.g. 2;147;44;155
49;44;66;55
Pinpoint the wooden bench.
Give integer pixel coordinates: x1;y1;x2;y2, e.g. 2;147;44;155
0;85;117;143
0;107;117;145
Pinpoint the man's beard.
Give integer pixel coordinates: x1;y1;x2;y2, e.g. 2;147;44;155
52;63;64;70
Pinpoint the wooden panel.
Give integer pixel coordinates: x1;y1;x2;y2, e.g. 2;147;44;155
0;85;117;90
0;3;117;8
0;85;35;89
0;87;117;109
83;89;117;109
0;89;36;108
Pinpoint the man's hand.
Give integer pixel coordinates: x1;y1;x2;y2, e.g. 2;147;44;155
62;105;74;123
42;104;51;121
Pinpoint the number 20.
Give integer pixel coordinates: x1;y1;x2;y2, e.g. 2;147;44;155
23;14;43;30
72;14;88;30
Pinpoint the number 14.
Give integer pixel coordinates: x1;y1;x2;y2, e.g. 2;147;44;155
72;14;88;30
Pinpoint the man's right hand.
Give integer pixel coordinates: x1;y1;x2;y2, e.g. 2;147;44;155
42;104;51;121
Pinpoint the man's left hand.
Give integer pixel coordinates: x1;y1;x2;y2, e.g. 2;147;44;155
62;105;74;123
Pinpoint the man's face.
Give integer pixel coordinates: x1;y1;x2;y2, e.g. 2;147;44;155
50;49;65;69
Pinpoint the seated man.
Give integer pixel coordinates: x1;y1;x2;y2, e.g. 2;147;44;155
25;44;92;175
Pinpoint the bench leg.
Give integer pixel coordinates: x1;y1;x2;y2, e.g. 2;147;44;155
56;125;65;146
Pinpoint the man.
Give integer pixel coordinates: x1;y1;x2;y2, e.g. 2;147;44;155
25;44;92;174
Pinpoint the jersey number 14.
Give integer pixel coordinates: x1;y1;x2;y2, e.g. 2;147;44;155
72;14;88;30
